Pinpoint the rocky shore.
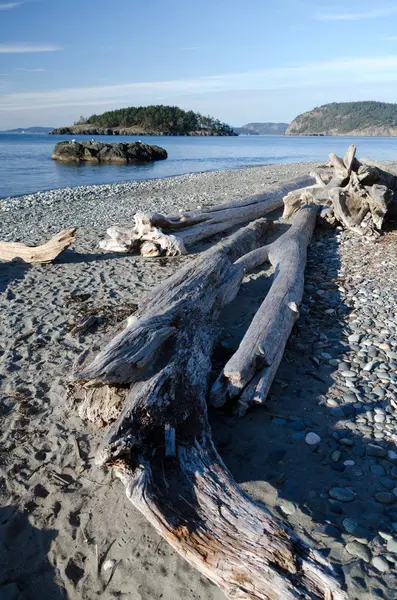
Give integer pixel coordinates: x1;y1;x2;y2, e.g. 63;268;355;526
1;162;397;599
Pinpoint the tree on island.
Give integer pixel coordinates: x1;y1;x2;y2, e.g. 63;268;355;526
84;105;233;134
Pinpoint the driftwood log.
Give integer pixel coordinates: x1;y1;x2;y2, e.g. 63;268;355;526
0;228;76;263
210;205;318;416
283;145;396;236
71;213;346;599
99;175;315;256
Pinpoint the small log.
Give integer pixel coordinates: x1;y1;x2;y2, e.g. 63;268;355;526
210;206;318;412
71;216;346;599
99;176;315;256
0;228;76;264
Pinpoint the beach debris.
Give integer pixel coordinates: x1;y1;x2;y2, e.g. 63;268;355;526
210;206;318;415
103;559;116;572
0;228;76;264
69;314;100;338
98;175;316;256
71;213;347;600
283;144;397;237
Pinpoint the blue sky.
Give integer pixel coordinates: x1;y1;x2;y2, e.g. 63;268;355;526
1;0;397;128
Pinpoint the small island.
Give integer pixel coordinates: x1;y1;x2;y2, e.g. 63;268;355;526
49;104;236;137
286;101;397;136
52;140;168;164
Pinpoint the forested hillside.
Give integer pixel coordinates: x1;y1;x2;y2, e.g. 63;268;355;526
286;102;397;136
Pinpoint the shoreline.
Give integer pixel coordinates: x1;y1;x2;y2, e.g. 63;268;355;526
0;160;316;203
0;161;321;242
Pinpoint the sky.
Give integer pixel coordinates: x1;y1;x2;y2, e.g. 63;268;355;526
1;0;397;128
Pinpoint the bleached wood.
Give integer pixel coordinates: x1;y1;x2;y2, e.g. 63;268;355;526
75;219;272;385
72;215;346;599
210;206;318;408
342;143;357;174
282;144;395;235
0;228;76;263
99;176;316;256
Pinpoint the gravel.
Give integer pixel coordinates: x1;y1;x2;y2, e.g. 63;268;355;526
0;161;319;243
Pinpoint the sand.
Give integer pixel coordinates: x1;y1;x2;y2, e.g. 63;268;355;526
1;163;397;600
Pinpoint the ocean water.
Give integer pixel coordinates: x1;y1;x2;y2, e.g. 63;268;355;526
1;133;397;199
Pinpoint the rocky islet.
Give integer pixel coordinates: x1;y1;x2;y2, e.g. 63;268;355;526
51;140;168;164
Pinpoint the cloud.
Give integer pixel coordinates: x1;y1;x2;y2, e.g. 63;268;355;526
385;35;397;40
0;2;23;9
15;68;46;72
316;6;397;21
2;55;397;112
0;43;62;53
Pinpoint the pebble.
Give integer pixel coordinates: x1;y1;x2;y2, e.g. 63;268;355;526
366;444;387;458
103;559;117;571
371;465;386;476
279;501;297;516
372;556;390;572
375;492;396;505
342;517;359;534
386;538;397;553
329;487;356;502
345;541;372;562
305;432;321;445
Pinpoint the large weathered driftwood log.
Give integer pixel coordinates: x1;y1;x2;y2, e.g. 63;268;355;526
0;228;76;264
99;175;315;256
72;216;347;599
282;145;394;236
210;206;318;415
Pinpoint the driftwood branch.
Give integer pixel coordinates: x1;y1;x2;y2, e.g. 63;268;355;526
71;216;346;599
210;206;318;415
0;228;77;263
99;176;315;256
283;145;394;236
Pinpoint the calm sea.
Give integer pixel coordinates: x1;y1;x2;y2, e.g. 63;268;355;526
1;133;397;199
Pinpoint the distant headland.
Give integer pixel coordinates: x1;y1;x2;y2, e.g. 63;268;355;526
1;127;54;134
234;122;289;135
286;101;397;136
49;105;237;137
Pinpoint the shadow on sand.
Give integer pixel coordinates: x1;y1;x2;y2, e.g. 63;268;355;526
0;505;65;599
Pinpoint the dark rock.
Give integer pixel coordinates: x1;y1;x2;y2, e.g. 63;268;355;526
366;444;387;458
329;487;356;502
52;141;167;164
375;492;396;505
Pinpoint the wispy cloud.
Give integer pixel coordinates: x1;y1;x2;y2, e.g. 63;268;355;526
2;55;397;112
385;35;397;40
0;2;23;10
0;43;62;53
15;67;46;72
316;6;397;21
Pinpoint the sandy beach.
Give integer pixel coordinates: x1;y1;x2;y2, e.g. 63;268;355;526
2;162;397;600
